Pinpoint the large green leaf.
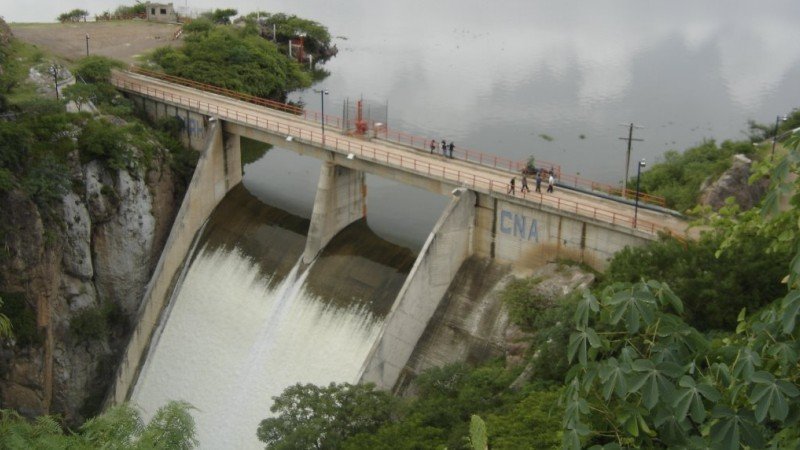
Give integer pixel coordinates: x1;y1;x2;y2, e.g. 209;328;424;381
568;327;601;365
647;280;684;314
710;406;764;450
604;284;657;334
629;360;681;410
598;357;630;400
732;348;761;381
670;375;719;424
574;290;600;329
748;371;800;422
780;290;800;334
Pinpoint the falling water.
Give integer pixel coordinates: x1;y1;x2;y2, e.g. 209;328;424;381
130;185;414;449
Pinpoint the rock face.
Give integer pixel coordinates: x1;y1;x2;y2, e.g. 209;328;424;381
0;150;184;424
699;154;769;210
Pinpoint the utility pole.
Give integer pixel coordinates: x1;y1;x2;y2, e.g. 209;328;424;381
85;34;90;56
618;123;644;198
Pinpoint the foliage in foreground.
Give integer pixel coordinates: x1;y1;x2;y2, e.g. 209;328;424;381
0;401;197;449
563;136;800;449
602;221;791;331
260;364;563;449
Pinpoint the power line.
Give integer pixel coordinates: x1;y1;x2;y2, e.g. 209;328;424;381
618;123;644;198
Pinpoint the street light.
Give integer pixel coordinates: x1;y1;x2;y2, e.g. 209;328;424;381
313;88;329;145
633;159;646;229
771;114;788;162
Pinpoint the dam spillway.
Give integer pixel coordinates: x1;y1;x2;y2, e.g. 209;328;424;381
130;185;415;449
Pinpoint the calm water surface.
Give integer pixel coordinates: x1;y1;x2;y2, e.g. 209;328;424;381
8;0;800;181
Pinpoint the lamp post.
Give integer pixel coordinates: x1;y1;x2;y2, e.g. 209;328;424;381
313;88;329;145
85;34;89;56
771;115;788;162
633;159;646;229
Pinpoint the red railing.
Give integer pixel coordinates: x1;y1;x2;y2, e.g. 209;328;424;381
129;67;344;129
558;172;667;207
127;68;668;207
112;72;676;236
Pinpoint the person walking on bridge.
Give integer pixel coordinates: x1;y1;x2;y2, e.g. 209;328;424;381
430;139;436;154
547;172;555;193
508;177;516;195
521;174;529;193
535;171;542;193
448;141;455;159
441;139;447;156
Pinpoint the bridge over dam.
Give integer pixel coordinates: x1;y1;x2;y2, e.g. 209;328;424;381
106;69;690;405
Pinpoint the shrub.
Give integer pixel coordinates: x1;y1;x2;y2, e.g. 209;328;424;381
73;56;124;84
69;301;124;342
0;292;41;347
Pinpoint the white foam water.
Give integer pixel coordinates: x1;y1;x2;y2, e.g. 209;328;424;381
130;245;384;449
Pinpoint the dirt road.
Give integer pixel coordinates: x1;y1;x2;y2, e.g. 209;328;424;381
9;21;182;64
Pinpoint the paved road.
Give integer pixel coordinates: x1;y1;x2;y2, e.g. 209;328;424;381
111;70;690;238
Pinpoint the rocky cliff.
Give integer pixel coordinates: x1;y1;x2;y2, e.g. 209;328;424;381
699;154;769;211
0;146;182;424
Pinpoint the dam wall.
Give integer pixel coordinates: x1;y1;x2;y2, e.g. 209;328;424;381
358;189;475;389
105;121;242;406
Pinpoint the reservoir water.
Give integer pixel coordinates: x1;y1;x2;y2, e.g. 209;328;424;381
8;0;800;182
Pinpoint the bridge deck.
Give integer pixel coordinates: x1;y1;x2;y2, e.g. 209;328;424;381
111;70;689;238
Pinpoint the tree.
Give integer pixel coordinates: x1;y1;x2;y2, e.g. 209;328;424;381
57;9;89;23
62;82;96;111
149;26;311;101
202;8;237;25
257;382;395;450
0;401;197;449
73;55;124;84
562;136;800;449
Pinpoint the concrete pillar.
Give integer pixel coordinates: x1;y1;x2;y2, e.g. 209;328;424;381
223;132;242;189
302;161;366;264
358;189;476;389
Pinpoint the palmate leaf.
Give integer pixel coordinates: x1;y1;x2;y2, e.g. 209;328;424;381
710;406;764;450
568;327;602;365
670;375;719;424
647;280;683;314
768;341;798;370
748;371;800;422
604;284;657;334
629;359;682;410
780;289;800;334
598;357;630;400
732;348;761;381
652;404;691;446
574;290;600;328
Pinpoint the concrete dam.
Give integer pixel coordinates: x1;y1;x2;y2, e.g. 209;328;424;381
104;70;685;448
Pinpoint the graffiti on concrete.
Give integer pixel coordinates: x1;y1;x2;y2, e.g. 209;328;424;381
499;210;538;242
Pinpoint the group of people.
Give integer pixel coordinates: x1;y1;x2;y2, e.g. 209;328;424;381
430;139;455;159
508;168;554;195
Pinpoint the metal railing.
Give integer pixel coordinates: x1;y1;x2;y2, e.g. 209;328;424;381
112;72;675;236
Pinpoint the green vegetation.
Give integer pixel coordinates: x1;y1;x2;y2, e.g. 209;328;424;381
57;9;89;23
539;133;554;142
202;8;238;25
148;22;311;101
0;401;197;449
0;292;38;346
634;139;756;212
244;12;335;61
69;301;126;342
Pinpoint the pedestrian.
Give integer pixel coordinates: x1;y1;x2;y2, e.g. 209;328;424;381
448;141;455;159
508;177;516;195
441;139;447;156
535;171;542;193
521;174;529;193
547;172;555;193
430;139;436;154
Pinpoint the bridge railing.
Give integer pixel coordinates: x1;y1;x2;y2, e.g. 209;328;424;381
128;68;667;208
128;67;344;129
557;173;667;207
372;126;563;177
112;74;673;236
